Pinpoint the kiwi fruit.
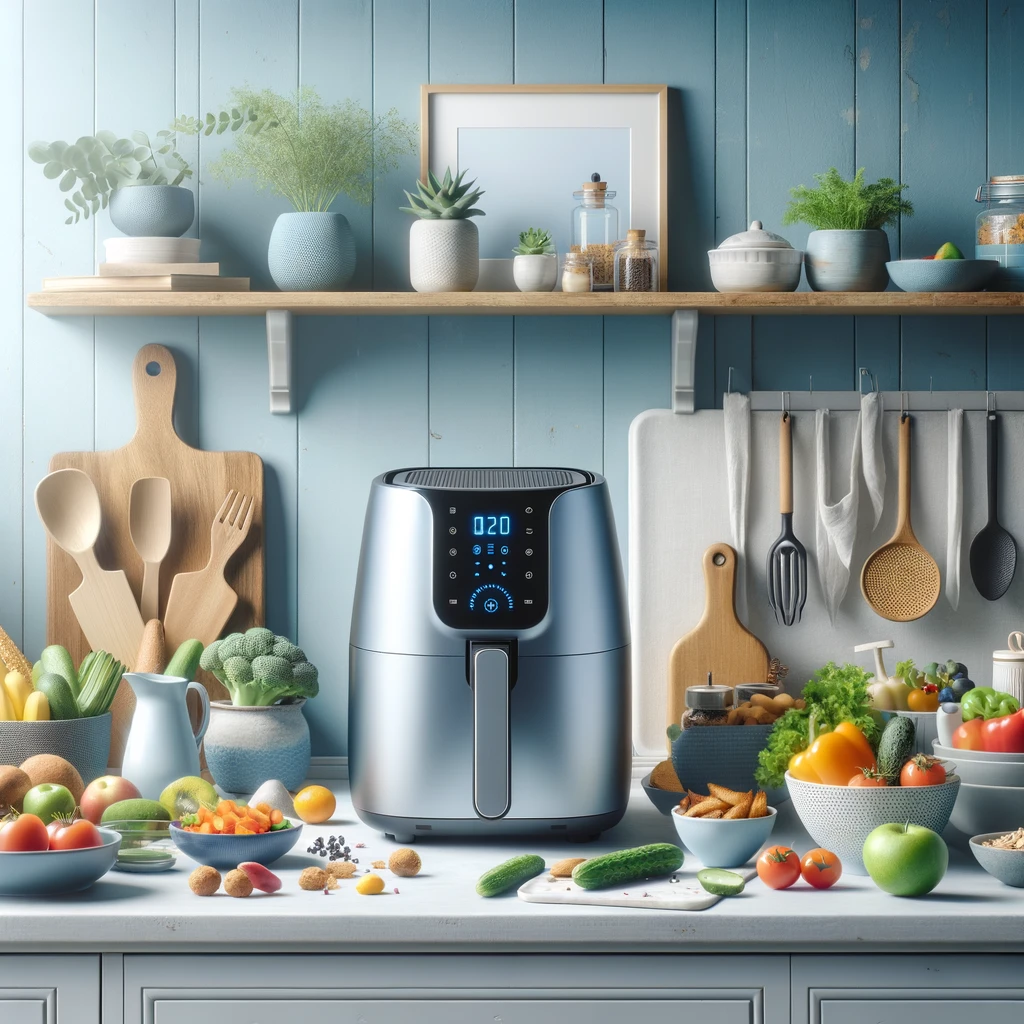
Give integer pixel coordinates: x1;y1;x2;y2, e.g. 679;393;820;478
101;798;171;824
0;765;33;811
159;775;219;819
19;753;85;802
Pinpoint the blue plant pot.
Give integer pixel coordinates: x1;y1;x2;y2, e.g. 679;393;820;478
109;185;195;237
204;700;311;794
268;212;356;290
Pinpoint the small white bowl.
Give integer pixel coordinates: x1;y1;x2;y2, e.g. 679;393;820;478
949;782;1024;838
708;220;803;292
670;805;777;867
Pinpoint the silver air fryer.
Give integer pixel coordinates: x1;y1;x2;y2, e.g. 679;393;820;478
349;467;630;841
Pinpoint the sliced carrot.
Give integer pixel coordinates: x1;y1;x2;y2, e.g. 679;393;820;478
269;809;283;825
235;825;255;835
255;802;272;815
248;808;270;829
199;822;213;834
236;816;260;833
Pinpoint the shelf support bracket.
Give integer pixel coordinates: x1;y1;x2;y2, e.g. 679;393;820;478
266;310;293;415
671;309;699;414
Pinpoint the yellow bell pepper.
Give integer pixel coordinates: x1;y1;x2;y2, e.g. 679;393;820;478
789;721;876;785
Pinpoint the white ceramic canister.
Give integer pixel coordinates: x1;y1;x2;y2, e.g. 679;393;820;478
992;632;1024;705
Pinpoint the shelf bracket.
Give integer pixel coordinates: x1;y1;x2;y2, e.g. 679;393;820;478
671;309;699;414
266;310;293;414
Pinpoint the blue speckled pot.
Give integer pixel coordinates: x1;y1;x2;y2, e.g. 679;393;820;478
109;185;195;237
268;211;356;290
204;700;311;794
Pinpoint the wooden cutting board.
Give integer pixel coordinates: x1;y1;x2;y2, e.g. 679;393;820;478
666;542;769;739
47;342;264;702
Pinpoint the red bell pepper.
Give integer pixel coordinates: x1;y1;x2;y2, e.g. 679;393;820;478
982;708;1024;754
952;717;985;750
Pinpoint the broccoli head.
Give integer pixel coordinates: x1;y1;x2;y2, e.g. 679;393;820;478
199;626;319;706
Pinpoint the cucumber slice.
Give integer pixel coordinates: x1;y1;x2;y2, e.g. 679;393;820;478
696;868;746;896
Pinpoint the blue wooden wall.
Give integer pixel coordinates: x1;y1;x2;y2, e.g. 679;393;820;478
5;0;1024;756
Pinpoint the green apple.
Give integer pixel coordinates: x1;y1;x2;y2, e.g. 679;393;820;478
862;822;948;896
22;782;76;824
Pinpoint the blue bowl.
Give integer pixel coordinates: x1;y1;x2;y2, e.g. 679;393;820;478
886;259;998;292
0;828;121;895
641;772;686;815
169;819;303;868
671;805;777;868
970;833;1024;887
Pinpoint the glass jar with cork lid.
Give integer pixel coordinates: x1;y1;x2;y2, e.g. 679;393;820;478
571;172;619;290
614;228;659;292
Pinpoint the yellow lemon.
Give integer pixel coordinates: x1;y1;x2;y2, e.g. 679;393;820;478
292;785;336;824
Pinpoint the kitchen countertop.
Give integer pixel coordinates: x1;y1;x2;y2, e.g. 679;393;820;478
1;779;1021;953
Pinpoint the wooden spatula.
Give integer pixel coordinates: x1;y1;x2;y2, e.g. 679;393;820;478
163;490;255;651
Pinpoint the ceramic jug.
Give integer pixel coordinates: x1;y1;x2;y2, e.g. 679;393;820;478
121;673;210;800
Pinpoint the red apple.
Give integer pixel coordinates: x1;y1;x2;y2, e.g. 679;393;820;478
80;775;142;824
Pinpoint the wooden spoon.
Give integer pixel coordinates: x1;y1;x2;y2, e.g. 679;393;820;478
860;414;940;621
35;468;145;666
129;476;172;621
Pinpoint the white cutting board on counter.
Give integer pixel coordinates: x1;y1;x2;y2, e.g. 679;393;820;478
628;408;1024;757
518;865;757;911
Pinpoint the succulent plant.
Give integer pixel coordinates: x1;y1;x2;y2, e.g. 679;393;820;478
401;167;485;220
512;227;554;256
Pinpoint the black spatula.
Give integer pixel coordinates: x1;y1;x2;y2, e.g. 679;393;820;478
970;412;1017;601
766;412;807;625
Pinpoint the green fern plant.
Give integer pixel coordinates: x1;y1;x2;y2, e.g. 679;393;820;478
512;227;554;255
401;167;485;219
783;168;913;231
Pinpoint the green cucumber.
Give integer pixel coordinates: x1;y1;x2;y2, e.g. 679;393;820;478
696;868;746;896
571;843;683;890
166;639;204;681
877;715;916;783
39;645;79;697
34;672;80;720
476;854;546;897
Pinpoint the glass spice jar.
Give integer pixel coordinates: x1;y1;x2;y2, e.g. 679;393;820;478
614;228;659;292
681;684;734;729
571;172;619;290
975;175;1024;291
561;251;593;293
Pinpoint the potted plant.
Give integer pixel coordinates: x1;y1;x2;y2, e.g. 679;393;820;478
209;86;416;291
401;167;486;292
512;227;557;291
198;627;319;793
783;168;913;291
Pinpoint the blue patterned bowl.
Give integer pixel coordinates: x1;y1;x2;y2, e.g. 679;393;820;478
0;713;111;785
0;828;121;895
886;259;998;292
169;819;303;868
109;185;194;237
268;212;356;290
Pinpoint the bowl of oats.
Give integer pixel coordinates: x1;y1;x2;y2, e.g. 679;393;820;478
970;828;1024;887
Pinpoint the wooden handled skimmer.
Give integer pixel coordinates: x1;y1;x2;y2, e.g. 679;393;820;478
766;412;807;626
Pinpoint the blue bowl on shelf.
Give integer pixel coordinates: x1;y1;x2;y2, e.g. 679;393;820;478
641;772;686;815
169;819;303;868
886;259;998;292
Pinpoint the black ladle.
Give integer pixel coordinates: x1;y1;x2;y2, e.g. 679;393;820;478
969;412;1017;601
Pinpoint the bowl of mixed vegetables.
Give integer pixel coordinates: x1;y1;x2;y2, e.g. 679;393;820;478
170;799;302;868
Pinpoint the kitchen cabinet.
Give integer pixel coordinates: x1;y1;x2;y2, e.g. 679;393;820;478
0;956;100;1024
122;954;789;1024
792;955;1024;1024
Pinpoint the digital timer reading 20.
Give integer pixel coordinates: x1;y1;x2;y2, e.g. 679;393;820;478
472;514;511;536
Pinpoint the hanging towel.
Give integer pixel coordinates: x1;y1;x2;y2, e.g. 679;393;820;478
724;392;751;623
860;392;886;530
946;408;964;610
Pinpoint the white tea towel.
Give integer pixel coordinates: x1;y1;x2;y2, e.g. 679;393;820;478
724;392;751;623
860;392;886;530
946;408;964;609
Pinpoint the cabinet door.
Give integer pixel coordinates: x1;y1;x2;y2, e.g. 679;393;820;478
0;955;100;1024
793;954;1024;1024
125;954;789;1024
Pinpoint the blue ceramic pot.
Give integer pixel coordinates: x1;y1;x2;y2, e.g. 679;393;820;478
268;212;356;290
204;700;311;794
109;185;195;237
805;229;890;291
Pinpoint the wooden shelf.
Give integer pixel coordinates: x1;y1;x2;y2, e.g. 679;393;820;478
27;289;1024;317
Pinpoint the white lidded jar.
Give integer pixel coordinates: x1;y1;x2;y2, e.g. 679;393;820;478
993;632;1024;706
708;220;803;292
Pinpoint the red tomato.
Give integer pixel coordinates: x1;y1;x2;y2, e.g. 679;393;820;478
48;819;102;851
800;848;842;888
900;754;947;787
45;818;66;845
848;771;888;787
0;813;49;852
757;846;801;889
981;709;1024;754
952;718;985;750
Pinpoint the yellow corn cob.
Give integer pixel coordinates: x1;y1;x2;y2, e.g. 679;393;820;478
22;690;50;722
3;671;32;720
0;626;33;683
0;684;15;721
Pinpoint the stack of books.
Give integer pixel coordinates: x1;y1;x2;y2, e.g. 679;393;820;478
43;262;249;292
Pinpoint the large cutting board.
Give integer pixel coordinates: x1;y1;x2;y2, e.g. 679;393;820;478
47;343;264;688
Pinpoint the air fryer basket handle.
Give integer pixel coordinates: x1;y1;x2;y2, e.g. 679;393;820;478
470;642;511;819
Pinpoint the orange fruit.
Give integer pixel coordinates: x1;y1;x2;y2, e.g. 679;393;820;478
293;785;336;824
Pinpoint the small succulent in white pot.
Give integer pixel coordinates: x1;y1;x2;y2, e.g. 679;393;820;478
401;167;485;292
511;227;557;292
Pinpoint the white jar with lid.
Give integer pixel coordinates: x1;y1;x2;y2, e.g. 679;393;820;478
993;632;1024;705
708;220;803;292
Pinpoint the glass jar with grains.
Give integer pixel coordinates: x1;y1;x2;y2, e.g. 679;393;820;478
571;172;619;290
614;228;659;292
681;684;734;729
561;251;593;293
976;175;1024;291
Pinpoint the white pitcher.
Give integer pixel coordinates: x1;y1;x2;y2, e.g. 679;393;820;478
121;673;210;800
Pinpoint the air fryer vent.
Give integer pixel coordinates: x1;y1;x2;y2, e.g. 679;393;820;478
391;468;589;490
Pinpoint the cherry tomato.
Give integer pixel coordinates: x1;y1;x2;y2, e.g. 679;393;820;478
48;819;102;851
900;754;947;787
800;848;842;888
907;688;939;712
0;813;49;852
848;770;888;787
756;845;801;889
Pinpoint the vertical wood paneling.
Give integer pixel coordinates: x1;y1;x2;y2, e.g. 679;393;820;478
22;0;96;657
430;0;513;83
514;0;603;83
899;0;987;389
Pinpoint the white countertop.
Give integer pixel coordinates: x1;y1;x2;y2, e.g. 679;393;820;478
2;780;1021;953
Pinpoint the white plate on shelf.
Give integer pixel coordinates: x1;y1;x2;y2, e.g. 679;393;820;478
104;236;201;264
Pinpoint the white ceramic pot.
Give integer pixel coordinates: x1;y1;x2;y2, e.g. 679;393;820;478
708;220;803;292
409;219;479;292
804;228;890;291
512;253;558;292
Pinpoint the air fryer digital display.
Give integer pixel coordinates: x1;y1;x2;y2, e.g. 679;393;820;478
423;491;557;629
